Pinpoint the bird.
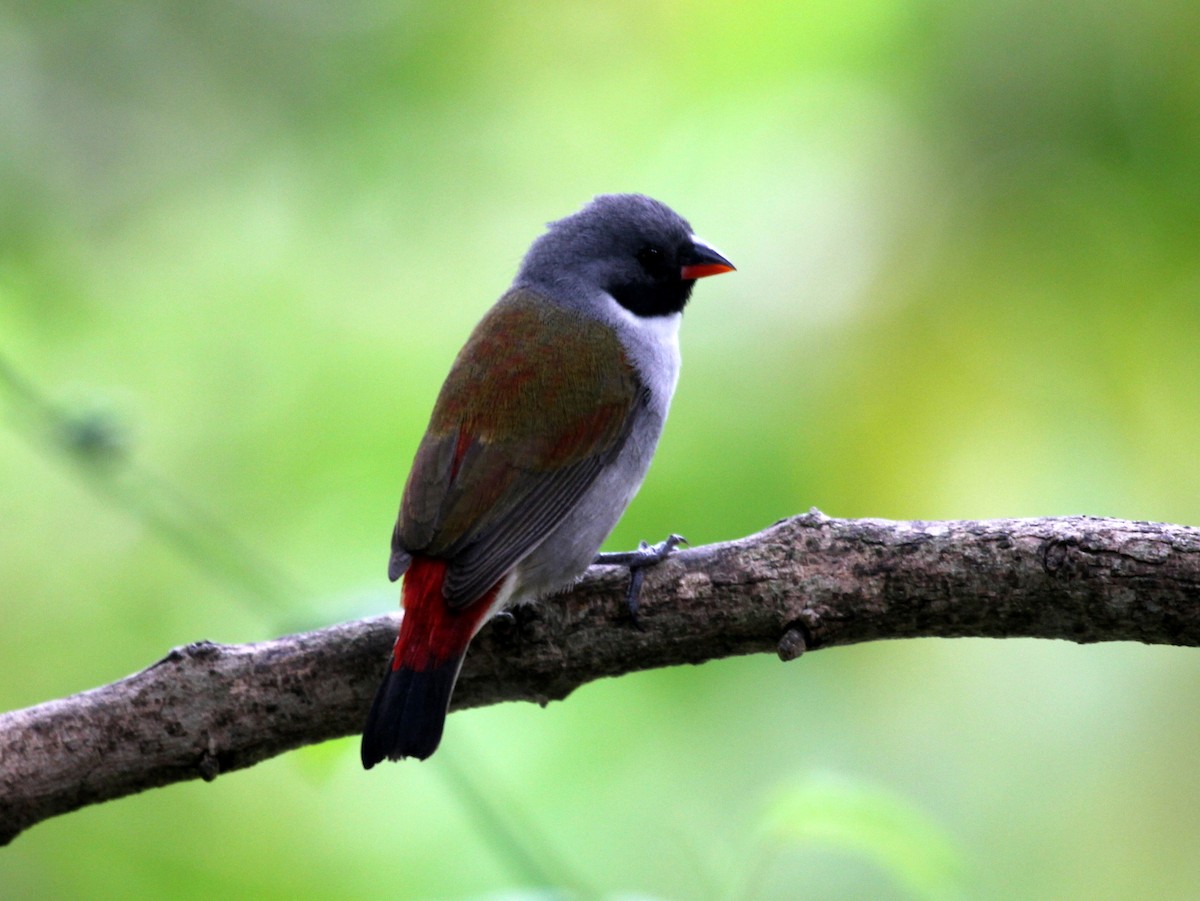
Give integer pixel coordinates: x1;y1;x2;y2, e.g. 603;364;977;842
361;193;734;767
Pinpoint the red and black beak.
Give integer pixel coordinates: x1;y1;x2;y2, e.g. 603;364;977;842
680;238;736;281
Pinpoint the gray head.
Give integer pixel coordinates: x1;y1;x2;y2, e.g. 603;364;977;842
515;194;734;318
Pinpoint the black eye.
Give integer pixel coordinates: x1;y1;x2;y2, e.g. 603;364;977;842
636;244;666;274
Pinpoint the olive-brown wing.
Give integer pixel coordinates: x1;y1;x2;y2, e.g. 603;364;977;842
392;289;646;608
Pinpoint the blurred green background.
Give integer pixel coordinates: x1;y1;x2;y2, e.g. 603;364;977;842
3;1;1200;898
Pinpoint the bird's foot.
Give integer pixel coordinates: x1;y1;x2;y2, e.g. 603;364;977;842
485;605;541;659
593;534;687;628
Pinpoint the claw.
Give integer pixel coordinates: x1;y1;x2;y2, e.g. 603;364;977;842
593;534;688;627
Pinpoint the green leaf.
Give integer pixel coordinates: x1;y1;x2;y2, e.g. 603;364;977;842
466;892;669;901
761;772;966;900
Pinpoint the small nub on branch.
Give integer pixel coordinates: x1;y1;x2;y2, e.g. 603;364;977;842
777;627;807;662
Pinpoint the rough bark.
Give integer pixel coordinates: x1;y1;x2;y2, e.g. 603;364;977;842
3;511;1200;845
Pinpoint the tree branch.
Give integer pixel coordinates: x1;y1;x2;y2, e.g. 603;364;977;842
4;511;1200;844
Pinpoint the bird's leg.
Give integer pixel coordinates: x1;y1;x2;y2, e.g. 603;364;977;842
486;604;539;657
593;534;687;628
593;533;687;568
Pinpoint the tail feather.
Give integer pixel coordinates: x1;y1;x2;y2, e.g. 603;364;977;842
361;656;464;767
361;555;503;768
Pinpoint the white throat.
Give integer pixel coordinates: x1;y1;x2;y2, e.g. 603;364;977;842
599;292;682;401
605;294;681;347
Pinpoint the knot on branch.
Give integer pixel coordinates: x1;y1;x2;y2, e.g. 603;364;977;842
197;751;221;782
1042;538;1077;576
777;626;808;662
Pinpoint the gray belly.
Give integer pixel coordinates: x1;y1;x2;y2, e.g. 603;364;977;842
510;403;666;601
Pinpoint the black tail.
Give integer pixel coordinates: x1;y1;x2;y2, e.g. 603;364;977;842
360;657;464;768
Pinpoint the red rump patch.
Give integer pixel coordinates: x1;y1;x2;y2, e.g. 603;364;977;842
392;556;499;672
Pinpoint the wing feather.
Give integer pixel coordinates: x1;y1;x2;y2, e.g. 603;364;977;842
390;289;645;608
